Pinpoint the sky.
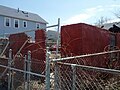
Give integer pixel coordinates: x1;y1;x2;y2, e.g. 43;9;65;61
0;0;120;26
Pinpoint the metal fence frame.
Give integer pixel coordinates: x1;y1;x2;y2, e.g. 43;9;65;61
0;49;120;90
50;50;120;90
0;49;46;90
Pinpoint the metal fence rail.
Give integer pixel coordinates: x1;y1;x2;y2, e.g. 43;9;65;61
52;50;120;62
59;62;120;75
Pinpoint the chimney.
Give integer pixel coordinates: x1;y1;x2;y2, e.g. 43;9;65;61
17;8;20;12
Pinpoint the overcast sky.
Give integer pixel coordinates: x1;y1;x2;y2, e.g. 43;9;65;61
0;0;120;26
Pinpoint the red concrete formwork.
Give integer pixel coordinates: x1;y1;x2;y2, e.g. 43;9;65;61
8;30;46;73
8;33;28;70
23;30;46;73
23;43;46;73
61;23;111;67
116;33;120;49
9;33;28;56
61;24;83;56
35;29;46;43
114;33;120;69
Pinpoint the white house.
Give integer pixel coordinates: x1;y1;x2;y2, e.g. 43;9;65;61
0;5;48;39
103;22;120;30
97;19;120;30
46;30;58;41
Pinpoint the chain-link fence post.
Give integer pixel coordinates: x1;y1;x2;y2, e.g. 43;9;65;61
54;62;59;90
27;51;31;90
24;55;27;90
45;47;50;90
8;49;12;90
55;18;60;90
56;18;60;55
71;64;76;90
11;53;14;90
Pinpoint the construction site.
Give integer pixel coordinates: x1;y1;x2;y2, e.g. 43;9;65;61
0;16;120;90
0;1;120;89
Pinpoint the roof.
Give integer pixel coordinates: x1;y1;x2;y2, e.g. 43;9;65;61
0;5;48;24
99;21;120;30
96;19;120;30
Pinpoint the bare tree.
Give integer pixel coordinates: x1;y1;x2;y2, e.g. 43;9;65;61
114;10;120;19
94;16;111;27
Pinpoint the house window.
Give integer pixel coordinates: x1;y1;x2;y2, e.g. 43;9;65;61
36;23;40;29
4;17;11;27
23;21;27;28
14;19;19;28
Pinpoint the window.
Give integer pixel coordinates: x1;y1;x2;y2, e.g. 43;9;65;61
50;35;53;37
23;21;27;28
14;19;19;28
36;23;40;29
4;17;11;27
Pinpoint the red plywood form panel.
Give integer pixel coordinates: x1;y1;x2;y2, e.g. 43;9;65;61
35;29;46;43
8;33;28;71
61;23;111;67
61;24;83;56
61;23;110;56
23;30;46;73
81;24;110;54
9;33;28;55
8;30;46;73
33;30;46;73
116;33;120;49
23;43;46;73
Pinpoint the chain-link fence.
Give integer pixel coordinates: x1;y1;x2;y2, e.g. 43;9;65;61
0;49;120;90
0;49;46;90
50;50;120;90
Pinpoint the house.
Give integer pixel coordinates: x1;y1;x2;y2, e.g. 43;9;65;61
102;22;120;30
46;30;60;47
97;19;120;30
0;5;48;39
46;30;58;41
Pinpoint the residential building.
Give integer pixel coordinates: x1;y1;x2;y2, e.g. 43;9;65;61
101;22;120;30
0;5;47;39
46;30;60;47
96;19;120;30
46;30;58;41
